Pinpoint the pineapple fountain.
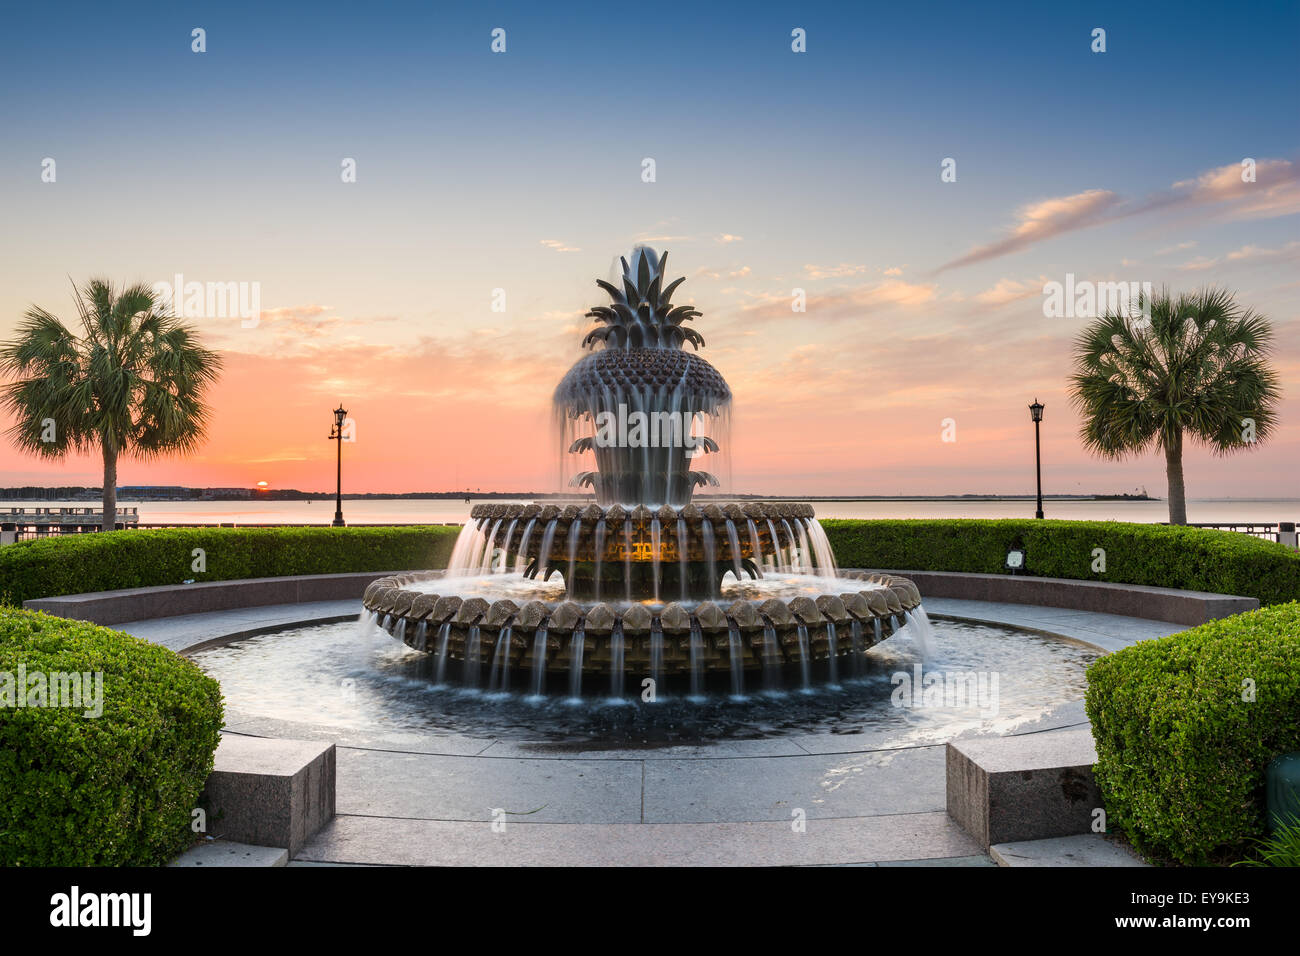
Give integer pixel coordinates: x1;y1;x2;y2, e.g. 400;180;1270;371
362;248;927;696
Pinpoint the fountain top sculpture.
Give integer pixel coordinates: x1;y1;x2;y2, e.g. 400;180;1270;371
581;247;705;351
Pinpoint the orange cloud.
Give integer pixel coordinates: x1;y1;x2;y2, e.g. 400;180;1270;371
939;190;1122;272
937;158;1300;273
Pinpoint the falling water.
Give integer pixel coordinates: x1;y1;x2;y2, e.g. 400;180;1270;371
677;516;689;601
530;624;548;696
650;618;664;688
498;519;518;573
537;518;559;579
724;518;744;582
609;620;625;698
592;519;607;600
825;621;839;686
904;607;937;658
478;519;502;574
849;619;864;676
873;617;883;646
623;522;633;602
761;620;780;689
650;518;662;601
688;618;704;697
462;625;481;687
413;619;428;651
447;522;487;574
701;519;717;596
488;624;513;692
514;517;536;574
394;618;407;644
795;622;812;690
566;519;582;597
794;520;813;574
782;519;801;571
803;519;839;576
765;518;783;571
434;622;452;684
726;619;745;697
746;519;764;579
355;609;374;638
568;626;586;699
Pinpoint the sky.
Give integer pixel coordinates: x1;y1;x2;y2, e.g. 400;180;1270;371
0;0;1297;497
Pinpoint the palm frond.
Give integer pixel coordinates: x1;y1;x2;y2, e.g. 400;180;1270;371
1068;286;1282;463
0;277;222;465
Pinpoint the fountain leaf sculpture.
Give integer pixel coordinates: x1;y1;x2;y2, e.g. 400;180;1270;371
362;248;927;694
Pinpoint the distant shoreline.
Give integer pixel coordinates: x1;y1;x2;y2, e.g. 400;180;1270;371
2;487;1156;503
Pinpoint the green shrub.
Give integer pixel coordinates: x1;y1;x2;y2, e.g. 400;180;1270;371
1085;602;1300;865
821;518;1300;605
0;525;461;605
0;607;224;865
1235;813;1300;867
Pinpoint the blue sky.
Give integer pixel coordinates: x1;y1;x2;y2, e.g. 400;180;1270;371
0;0;1297;494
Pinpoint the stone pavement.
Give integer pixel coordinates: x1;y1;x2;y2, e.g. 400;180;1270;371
114;596;1183;866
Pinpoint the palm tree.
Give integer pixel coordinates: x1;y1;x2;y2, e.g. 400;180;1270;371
1;279;222;531
1069;287;1280;525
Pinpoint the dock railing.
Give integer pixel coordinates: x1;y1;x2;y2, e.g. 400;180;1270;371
1176;521;1298;548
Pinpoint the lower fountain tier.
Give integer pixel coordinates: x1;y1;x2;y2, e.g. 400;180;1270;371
362;571;922;676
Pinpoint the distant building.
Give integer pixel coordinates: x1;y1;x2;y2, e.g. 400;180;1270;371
116;486;191;500
202;488;253;500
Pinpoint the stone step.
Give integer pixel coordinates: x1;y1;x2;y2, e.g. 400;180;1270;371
169;840;288;867
296;811;983;867
946;727;1101;849
990;834;1148;867
201;734;336;856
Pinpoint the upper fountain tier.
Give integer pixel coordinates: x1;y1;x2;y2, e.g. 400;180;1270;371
554;247;731;507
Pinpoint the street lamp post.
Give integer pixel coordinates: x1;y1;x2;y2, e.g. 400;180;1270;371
329;405;347;527
1029;399;1045;519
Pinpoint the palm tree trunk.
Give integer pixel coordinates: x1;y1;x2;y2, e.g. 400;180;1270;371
101;442;118;532
1164;430;1187;525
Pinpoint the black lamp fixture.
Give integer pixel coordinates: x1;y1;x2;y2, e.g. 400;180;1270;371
329;404;348;527
1028;398;1045;519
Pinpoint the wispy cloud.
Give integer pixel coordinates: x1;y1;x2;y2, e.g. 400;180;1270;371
974;277;1045;306
803;263;868;279
1163;159;1300;220
937;158;1300;272
734;278;937;323
540;239;580;252
1178;240;1300;271
937;190;1121;272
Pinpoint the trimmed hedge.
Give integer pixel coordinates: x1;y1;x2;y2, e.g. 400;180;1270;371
821;518;1300;606
0;607;224;865
1085;602;1300;864
0;525;462;605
